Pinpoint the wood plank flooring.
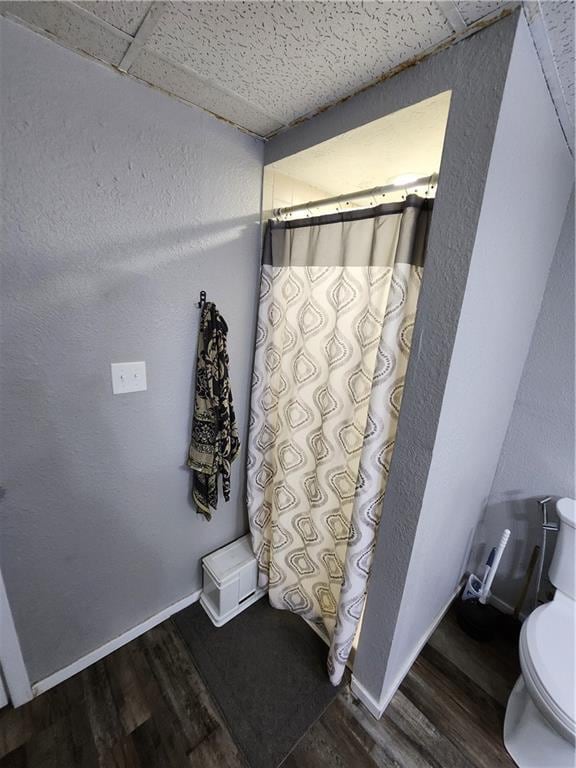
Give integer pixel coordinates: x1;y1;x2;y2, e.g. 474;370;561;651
0;606;519;767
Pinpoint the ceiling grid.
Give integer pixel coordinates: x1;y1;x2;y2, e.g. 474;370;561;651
0;0;573;148
117;2;169;72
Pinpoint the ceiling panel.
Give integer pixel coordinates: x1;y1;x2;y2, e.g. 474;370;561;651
129;48;284;137
454;1;506;24
144;1;453;126
539;0;574;120
2;1;129;66
0;0;573;146
74;1;153;36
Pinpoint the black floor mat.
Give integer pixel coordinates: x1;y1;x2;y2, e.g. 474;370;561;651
173;598;344;768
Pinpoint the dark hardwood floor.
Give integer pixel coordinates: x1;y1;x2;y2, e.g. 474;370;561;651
0;606;519;767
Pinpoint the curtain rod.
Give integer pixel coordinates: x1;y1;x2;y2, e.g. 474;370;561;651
273;172;439;219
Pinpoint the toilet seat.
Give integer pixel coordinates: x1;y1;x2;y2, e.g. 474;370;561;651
520;595;576;744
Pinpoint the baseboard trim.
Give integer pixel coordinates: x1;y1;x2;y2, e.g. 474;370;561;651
488;592;525;619
32;588;202;698
350;676;383;719
351;579;464;719
0;570;33;707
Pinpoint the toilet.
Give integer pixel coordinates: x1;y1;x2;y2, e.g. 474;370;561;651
504;497;576;768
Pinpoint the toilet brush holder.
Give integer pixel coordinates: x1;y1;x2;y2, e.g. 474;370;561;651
456;595;501;642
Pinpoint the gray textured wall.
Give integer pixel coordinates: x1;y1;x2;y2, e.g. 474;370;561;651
0;18;263;683
479;192;575;611
381;16;573;706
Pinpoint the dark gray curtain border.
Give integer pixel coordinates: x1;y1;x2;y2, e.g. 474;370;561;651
263;194;434;268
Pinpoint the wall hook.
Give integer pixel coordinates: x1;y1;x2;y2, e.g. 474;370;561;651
198;290;206;308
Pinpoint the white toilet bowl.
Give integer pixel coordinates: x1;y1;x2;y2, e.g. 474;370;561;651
504;498;576;768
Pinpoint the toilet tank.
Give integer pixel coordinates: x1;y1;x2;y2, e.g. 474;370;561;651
549;497;576;599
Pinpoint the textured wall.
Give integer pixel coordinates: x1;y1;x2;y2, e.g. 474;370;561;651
480;192;575;611
0;17;263;683
382;16;573;706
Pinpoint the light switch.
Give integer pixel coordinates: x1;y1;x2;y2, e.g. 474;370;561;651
111;361;147;394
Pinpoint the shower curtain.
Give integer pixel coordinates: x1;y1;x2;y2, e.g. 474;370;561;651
247;196;432;684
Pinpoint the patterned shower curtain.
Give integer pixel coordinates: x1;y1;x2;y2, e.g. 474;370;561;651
247;196;432;685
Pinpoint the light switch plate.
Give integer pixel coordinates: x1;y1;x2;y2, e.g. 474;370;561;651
111;361;147;394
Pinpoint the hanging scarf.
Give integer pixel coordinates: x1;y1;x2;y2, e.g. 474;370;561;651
187;302;239;520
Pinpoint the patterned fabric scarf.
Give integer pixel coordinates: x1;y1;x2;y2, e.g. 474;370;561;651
187;302;239;520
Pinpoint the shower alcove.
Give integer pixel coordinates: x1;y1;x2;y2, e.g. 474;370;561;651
259;13;572;715
255;91;451;669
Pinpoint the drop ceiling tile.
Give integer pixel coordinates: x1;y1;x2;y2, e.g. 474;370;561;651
74;1;154;37
454;2;505;25
1;1;130;66
129;48;284;137
539;0;575;119
145;1;452;126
